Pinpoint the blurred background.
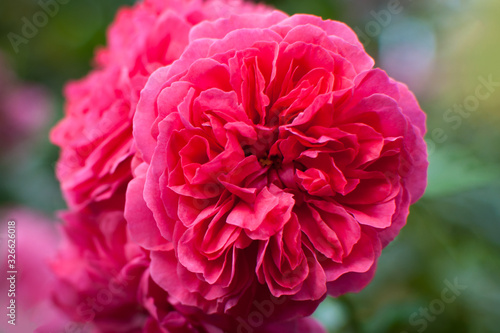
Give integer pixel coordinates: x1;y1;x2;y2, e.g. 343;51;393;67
0;0;499;332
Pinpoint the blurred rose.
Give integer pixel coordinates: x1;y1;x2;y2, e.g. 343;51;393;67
0;208;65;333
50;201;150;333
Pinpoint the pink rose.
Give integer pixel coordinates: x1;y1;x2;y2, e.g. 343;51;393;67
50;202;151;332
126;10;427;323
50;0;272;209
0;208;64;333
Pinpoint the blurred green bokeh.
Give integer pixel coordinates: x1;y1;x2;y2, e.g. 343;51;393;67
1;0;499;332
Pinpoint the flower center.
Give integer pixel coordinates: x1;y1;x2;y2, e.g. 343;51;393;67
258;155;282;169
259;157;273;167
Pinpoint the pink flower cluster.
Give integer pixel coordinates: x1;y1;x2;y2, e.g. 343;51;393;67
48;0;427;332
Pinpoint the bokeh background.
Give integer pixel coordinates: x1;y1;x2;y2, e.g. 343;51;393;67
0;0;499;332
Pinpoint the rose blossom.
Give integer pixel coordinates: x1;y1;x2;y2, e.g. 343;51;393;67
50;0;271;209
126;9;428;323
